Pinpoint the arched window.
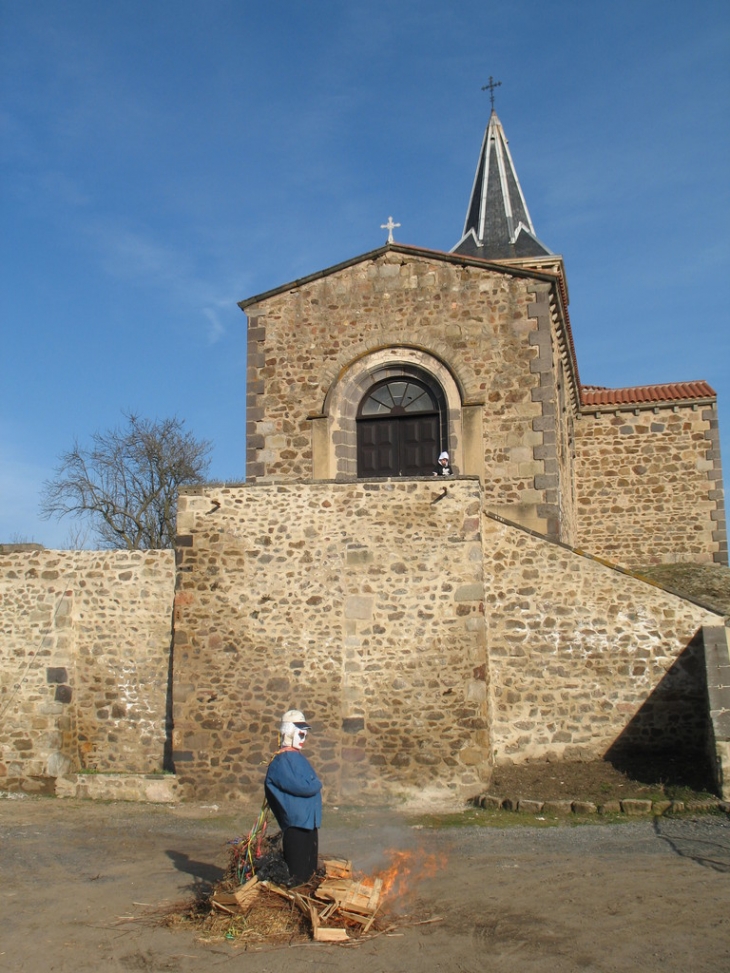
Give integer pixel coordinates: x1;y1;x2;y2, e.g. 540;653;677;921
356;376;446;477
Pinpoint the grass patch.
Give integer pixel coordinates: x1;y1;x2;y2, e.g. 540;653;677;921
407;807;633;829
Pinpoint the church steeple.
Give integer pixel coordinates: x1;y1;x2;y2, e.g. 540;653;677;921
452;110;552;261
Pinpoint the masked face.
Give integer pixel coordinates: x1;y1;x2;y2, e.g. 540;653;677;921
279;716;311;748
293;727;308;750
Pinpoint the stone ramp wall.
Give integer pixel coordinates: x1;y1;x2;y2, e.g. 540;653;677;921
173;480;724;804
0;549;175;792
482;514;721;765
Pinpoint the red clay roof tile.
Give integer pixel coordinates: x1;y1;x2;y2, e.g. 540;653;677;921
580;381;716;407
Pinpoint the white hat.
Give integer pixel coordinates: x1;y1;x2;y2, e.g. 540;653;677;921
281;708;311;729
438;451;449;461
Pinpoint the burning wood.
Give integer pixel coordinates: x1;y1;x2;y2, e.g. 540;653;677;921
322;857;353;879
374;847;440;901
203;855;386;944
314;876;383;917
159;842;439;946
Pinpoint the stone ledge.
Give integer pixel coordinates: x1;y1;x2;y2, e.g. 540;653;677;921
473;794;730;816
55;773;180;803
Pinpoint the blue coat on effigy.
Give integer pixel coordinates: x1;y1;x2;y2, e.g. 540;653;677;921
264;748;322;831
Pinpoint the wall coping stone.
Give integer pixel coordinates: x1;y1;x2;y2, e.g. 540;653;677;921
55;774;180;803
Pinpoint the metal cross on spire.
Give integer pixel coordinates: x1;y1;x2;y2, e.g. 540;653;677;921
380;215;401;244
481;76;502;110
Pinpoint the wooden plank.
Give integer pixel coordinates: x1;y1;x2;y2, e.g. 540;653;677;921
233;875;260;909
319;902;339;921
260;881;294;901
360;877;382;913
293;891;312;917
309;897;349;942
323;858;353;880
210;897;239;916
338;909;371;925
308;901;320;933
211;891;239;907
313;927;349;942
361;907;380;934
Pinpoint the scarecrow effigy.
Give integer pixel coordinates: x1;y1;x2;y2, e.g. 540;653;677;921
226;708;321;888
264;709;322;885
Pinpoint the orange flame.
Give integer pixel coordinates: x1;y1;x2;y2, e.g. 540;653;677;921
371;847;441;901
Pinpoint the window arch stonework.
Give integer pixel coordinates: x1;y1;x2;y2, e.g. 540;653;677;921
311;347;468;480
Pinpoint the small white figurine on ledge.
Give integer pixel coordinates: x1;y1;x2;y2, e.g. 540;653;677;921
433;451;453;476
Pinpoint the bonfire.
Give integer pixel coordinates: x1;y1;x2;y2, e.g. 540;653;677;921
158;807;440;947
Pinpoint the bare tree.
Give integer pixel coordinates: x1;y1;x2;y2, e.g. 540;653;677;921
41;413;212;549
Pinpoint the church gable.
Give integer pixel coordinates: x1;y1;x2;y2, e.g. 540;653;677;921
243;245;572;538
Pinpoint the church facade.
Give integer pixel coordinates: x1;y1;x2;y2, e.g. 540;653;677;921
168;112;727;802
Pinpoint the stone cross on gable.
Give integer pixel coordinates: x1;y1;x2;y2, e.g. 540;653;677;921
380;216;401;244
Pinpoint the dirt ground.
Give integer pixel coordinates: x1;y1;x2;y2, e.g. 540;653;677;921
2;795;729;973
485;753;719;804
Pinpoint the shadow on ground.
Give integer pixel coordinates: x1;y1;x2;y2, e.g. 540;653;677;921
165;849;224;892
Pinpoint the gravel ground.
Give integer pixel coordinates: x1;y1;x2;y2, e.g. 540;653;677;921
2;797;729;973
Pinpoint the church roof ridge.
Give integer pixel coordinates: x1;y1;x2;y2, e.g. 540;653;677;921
238;242;562;309
452;109;552;262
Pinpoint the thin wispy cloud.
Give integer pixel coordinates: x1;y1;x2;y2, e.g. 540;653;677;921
202;307;226;344
86;218;248;332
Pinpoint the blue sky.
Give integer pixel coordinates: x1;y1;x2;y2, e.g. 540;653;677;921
2;1;728;548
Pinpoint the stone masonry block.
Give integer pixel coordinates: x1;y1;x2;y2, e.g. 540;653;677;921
344;596;374;620
454;583;483;602
517;799;544;814
620;799;653;815
572;801;597;815
542;800;573;816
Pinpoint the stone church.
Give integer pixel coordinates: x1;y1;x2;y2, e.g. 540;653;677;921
1;111;728;804
241;109;725;562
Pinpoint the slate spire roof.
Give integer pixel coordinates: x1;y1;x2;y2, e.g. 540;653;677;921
452;110;552;261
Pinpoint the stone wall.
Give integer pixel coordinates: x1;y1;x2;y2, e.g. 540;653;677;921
1;488;723;802
173;479;491;804
704;624;730;800
574;402;727;567
525;282;575;543
172;480;723;804
0;549;175;791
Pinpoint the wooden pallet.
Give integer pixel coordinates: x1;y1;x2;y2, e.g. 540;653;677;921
314;876;383;917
